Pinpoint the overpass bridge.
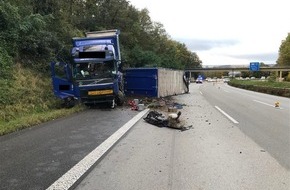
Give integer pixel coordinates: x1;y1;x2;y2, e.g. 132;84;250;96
185;66;290;79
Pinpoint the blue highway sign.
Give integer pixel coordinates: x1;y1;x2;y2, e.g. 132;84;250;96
249;62;260;71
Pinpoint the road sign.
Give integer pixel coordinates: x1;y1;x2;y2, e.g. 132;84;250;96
249;62;260;71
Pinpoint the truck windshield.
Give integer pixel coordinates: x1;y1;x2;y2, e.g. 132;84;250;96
73;61;116;80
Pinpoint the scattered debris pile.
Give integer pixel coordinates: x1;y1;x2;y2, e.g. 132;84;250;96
126;96;192;131
143;110;192;131
126;96;186;112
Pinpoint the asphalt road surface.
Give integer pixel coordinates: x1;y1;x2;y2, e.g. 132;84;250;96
199;82;290;169
74;83;289;190
0;107;138;190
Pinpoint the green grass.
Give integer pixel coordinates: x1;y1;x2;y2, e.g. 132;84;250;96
228;79;290;97
0;106;84;136
0;64;86;136
230;79;290;88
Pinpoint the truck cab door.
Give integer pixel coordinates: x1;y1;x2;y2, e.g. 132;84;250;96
50;62;75;99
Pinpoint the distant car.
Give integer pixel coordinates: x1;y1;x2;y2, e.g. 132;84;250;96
196;77;203;84
205;77;212;82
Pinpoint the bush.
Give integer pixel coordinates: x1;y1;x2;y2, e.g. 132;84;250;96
0;46;13;107
0;47;13;79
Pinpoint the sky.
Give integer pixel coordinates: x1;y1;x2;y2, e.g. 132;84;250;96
128;0;290;66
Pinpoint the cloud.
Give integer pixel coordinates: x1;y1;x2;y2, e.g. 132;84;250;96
175;38;240;51
173;37;278;65
228;52;278;62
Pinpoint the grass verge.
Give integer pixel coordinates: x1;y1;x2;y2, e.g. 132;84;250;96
228;79;290;97
0;106;85;136
0;64;86;136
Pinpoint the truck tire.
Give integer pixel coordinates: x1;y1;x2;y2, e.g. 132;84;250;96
63;97;75;108
116;91;125;106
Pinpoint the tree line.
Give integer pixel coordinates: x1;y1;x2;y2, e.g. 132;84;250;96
0;0;202;78
0;0;288;83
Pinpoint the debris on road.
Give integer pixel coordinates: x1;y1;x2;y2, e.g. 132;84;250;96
128;100;138;110
127;96;186;112
143;110;192;131
168;106;177;112
127;96;192;131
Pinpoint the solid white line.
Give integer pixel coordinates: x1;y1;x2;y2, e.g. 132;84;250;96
46;108;150;190
215;106;239;124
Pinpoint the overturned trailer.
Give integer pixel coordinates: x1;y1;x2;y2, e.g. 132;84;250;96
124;68;189;97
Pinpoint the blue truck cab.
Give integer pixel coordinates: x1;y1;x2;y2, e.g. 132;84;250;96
51;29;124;108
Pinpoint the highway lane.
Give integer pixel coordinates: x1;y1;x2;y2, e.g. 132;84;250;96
199;82;290;170
0;107;138;190
74;84;289;190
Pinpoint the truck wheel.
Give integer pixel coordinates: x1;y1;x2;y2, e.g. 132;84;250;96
63;97;75;108
116;91;125;106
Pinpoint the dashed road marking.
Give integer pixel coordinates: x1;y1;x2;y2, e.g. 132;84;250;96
215;106;239;124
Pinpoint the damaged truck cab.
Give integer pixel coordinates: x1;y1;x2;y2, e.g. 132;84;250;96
51;29;124;108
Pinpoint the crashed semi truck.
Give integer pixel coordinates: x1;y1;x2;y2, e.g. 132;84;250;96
50;29;124;108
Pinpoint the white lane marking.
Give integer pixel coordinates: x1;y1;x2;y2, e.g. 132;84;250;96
223;90;230;93
46;109;150;190
253;100;283;109
200;91;203;95
215;106;239;124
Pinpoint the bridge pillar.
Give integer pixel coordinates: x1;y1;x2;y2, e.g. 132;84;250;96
279;70;283;82
276;70;283;82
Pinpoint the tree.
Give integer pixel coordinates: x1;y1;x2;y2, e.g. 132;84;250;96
277;33;290;66
0;1;21;58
